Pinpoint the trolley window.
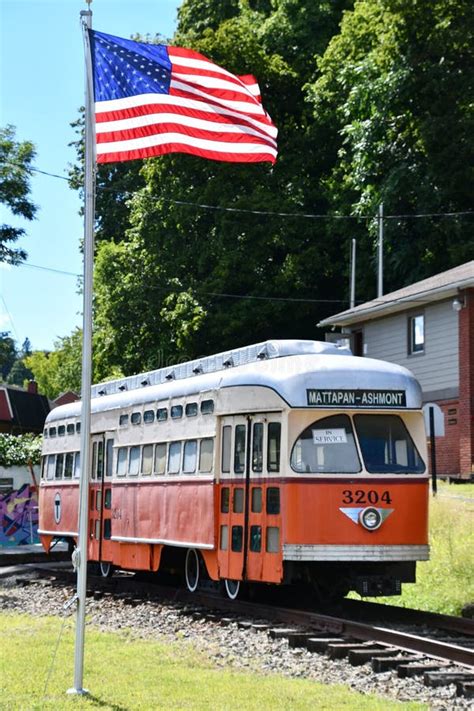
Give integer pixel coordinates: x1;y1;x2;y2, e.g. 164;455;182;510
105;439;114;477
171;405;183;419
119;414;129;427
58;425;66;436
142;444;153;475
74;452;80;479
183;440;197;473
221;426;231;473
291;415;361;474
131;412;141;425
144;410;155;424
67;423;75;435
267;423;281;472
354;415;425;474
199;438;214;473
117;447;127;476
129;446;140;476
157;407;168;422
168;441;182;473
55;454;64;479
252;422;263;473
234;425;246;474
185;403;198;417
154;443;167;475
201;399;214;414
64;453;74;479
46;455;56;480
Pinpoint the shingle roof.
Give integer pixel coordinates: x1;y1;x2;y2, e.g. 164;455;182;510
318;260;474;327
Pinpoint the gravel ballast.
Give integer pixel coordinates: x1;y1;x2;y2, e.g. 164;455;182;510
0;574;471;710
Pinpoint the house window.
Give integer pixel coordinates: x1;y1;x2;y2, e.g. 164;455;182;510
408;314;425;354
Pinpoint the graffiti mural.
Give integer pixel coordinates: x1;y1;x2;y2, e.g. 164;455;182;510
0;484;39;546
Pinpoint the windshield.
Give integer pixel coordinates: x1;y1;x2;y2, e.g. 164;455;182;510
354;415;425;474
290;415;361;474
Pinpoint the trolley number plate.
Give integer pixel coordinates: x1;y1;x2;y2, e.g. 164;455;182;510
342;489;392;505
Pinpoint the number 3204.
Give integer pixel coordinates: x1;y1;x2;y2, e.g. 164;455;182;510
342;489;392;505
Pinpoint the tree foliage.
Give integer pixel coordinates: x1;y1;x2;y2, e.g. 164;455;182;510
0;433;42;467
0;125;37;264
63;0;473;381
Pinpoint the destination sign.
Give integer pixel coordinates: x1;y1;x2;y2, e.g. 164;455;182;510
307;389;406;408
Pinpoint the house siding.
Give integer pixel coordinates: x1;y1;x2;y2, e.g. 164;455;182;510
362;300;459;397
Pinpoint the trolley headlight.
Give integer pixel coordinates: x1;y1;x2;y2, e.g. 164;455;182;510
359;507;382;531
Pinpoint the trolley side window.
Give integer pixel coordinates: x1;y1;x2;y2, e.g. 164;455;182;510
234;425;246;474
199;438;214;473
290;415;361;474
354;415;425;474
267;423;281;472
183;440;197;473
221;426;231;473
142;444;153;475
154;443;167;475
47;455;56;480
252;422;263;473
168;441;182;474
64;453;74;479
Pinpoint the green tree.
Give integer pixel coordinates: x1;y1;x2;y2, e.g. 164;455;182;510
0;332;17;380
6;359;33;387
77;1;351;373
306;0;474;295
0;125;37;264
25;330;84;399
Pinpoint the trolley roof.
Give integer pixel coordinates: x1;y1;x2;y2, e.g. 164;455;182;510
45;340;422;423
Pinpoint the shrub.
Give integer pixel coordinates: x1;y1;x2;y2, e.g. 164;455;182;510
0;432;42;467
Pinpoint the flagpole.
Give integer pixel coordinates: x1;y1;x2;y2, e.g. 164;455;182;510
67;3;95;696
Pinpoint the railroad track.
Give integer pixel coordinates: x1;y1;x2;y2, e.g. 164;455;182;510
11;564;474;699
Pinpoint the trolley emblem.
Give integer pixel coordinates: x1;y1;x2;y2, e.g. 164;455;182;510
54;492;62;524
340;507;393;529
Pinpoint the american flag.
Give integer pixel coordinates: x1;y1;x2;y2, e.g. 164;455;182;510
89;30;278;164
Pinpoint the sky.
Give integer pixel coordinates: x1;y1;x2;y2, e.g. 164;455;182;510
0;0;180;352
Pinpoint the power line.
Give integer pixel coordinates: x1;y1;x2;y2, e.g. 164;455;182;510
9;160;474;222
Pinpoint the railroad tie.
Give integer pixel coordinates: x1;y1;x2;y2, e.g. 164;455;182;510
424;671;474;688
397;662;451;678
348;647;399;666
372;655;420;673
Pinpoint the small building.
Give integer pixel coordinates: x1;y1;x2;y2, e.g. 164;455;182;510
318;261;474;479
0;381;50;435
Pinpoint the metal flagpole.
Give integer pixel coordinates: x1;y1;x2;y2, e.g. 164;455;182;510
67;2;95;696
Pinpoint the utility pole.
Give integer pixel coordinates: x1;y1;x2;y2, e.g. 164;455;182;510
377;203;383;297
350;238;356;309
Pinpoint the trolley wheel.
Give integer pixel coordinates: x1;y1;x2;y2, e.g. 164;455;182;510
99;561;114;578
184;548;200;592
223;578;240;600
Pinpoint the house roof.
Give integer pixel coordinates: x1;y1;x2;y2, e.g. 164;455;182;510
318;260;474;328
0;386;50;433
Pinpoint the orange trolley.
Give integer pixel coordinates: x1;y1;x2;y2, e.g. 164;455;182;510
39;340;429;600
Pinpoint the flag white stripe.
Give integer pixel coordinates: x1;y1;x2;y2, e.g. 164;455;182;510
96;131;278;158
169;53;261;95
170;79;263;115
172;71;260;98
96;111;277;146
95;94;278;139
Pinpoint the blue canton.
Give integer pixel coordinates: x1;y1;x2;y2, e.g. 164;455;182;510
90;30;171;102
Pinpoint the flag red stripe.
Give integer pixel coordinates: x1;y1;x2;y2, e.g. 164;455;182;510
97;142;276;164
95;103;275;141
96;122;275;147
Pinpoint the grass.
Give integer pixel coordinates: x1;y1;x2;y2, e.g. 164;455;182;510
349;481;474;615
0;614;426;711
